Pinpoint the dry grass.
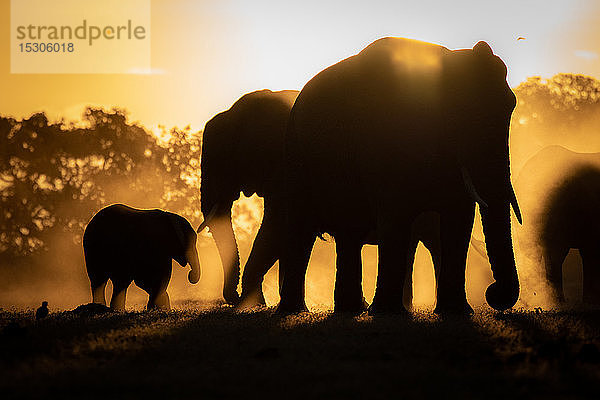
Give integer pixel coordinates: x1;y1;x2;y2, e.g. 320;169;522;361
1;303;599;399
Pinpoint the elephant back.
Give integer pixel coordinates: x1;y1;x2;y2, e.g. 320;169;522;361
286;38;449;231
201;89;299;207
515;145;600;255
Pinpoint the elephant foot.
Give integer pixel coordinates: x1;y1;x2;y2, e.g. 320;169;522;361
237;290;267;310
147;303;170;311
434;300;474;317
147;291;170;311
275;299;309;315
334;297;369;315
223;289;241;307
485;281;519;311
367;299;408;316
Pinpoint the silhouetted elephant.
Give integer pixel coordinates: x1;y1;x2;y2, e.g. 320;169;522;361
84;204;201;310
516;146;600;305
198;89;298;306
279;37;521;314
199;89;439;312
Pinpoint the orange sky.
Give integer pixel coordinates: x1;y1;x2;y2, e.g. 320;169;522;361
1;0;600;132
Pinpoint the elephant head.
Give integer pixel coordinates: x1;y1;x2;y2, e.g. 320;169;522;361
199;90;299;305
167;213;201;284
443;41;520;310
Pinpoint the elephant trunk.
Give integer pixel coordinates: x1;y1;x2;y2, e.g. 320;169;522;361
186;241;201;284
458;124;520;310
480;198;520;310
208;207;241;305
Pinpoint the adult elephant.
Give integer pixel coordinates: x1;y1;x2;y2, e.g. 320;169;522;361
279;37;521;314
199;89;442;312
199;90;298;305
516;146;600;305
84;204;201;310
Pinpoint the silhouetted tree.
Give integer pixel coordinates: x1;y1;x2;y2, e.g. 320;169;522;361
0;108;201;267
511;73;600;170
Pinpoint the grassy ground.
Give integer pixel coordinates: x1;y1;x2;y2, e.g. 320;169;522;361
1;303;599;399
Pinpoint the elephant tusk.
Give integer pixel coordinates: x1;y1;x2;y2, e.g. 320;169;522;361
509;184;523;225
196;221;208;233
461;166;489;210
197;205;218;233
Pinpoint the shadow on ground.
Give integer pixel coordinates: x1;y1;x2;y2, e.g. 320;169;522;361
1;303;599;399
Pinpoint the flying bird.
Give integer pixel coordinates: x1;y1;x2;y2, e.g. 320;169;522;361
517;37;526;41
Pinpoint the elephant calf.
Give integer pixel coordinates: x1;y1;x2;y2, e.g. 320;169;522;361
83;204;201;310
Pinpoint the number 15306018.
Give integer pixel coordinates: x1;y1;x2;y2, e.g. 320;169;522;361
19;42;74;52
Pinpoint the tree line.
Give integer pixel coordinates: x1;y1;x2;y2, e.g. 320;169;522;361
1;73;599;271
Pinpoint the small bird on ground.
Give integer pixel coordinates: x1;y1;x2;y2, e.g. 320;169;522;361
35;301;49;320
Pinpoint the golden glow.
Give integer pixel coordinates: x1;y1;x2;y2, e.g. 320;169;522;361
2;1;600;310
384;38;443;79
1;0;600;130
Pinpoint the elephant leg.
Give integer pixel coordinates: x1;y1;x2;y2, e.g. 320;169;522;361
434;204;475;315
369;217;412;315
431;248;441;303
543;246;568;304
148;290;171;310
580;246;600;305
402;238;419;311
210;213;242;306
277;227;315;314
139;260;172;311
239;208;281;308
91;280;108;306
86;256;108;305
334;233;368;314
110;280;130;311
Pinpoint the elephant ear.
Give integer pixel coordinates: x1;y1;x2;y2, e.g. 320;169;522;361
473;41;493;56
167;213;187;256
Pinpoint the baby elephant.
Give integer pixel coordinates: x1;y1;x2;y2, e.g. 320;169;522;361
83;204;201;310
